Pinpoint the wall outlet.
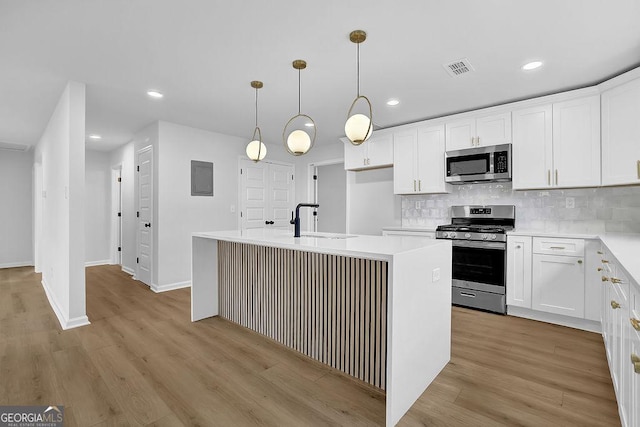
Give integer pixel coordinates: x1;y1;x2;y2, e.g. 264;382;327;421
432;268;441;282
566;197;575;209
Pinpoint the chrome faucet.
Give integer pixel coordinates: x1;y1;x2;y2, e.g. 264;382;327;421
290;203;319;237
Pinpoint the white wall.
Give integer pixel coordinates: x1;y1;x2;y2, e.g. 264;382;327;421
34;81;88;329
347;167;402;235
85;150;111;265
110;141;136;274
0;149;33;268
155;121;245;290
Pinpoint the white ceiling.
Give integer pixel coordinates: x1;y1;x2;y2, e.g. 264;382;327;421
1;0;640;153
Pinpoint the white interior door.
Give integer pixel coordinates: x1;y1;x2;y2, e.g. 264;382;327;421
240;159;294;231
111;166;122;265
240;159;268;229
137;147;153;286
268;163;294;229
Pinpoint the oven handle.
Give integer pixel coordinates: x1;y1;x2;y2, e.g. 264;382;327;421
451;240;506;250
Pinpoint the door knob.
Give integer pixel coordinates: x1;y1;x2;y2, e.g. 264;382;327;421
144;223;151;228
265;220;274;225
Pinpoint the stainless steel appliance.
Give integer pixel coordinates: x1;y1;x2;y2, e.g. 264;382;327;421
445;144;511;184
436;205;515;314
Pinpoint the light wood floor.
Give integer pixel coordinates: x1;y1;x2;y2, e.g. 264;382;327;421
0;265;620;426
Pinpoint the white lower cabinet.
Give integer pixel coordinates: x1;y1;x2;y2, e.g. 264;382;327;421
532;253;585;317
506;236;532;308
599;249;640;427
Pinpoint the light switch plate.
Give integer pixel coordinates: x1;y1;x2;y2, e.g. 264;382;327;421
432;268;441;282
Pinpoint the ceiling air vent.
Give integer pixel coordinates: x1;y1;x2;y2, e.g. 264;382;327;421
0;141;30;152
443;58;475;77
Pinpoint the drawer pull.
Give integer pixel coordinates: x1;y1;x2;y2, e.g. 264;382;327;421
601;260;610;264
577;260;583;264
597;251;604;255
611;300;621;309
631;318;640;331
632;354;640;374
602;276;609;282
611;277;622;284
597;267;603;271
459;292;476;298
549;246;566;250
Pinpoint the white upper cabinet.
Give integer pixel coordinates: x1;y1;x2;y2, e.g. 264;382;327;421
393;124;449;194
445;112;511;151
344;133;393;171
601;77;640;186
512;105;553;189
512;96;600;190
552;96;601;188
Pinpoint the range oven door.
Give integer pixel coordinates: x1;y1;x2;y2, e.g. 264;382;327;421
451;240;506;294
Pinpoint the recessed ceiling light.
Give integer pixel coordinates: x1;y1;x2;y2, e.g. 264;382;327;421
147;90;164;99
88;134;102;140
304;122;315;127
522;61;543;71
386;99;400;106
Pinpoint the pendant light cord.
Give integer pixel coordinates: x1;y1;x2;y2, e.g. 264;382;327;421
298;68;301;115
255;87;258;127
356;42;360;97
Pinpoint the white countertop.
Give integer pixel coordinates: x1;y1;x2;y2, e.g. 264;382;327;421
382;226;437;233
193;229;448;261
508;230;600;239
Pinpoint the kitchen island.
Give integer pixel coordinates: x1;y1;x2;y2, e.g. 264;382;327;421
191;229;452;426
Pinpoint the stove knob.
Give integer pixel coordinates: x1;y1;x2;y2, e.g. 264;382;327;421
464;233;471;239
482;234;488;240
450;232;457;239
491;234;497;240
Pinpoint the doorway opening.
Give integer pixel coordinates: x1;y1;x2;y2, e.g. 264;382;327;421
312;161;346;233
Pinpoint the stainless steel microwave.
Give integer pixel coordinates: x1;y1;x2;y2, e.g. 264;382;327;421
445;144;511;184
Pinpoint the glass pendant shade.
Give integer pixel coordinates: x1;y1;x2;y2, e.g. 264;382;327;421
246;139;267;161
286;129;311;155
283;60;316;156
345;113;372;144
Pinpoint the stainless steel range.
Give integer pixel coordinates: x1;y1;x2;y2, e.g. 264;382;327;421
436;205;515;314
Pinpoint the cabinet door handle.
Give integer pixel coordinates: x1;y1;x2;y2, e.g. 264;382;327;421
413;180;417;191
601;260;610;263
471;137;475;147
611;300;621;309
637;160;640;180
363;158;366;166
611;277;622;284
602;276;609;282
477;136;480;146
547;170;551;186
631;318;640;332
632;354;640;374
597;267;603;271
597;251;604;255
418;180;421;191
577;259;583;264
555;169;558;185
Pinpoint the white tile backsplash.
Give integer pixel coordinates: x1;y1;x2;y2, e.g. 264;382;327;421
401;183;640;233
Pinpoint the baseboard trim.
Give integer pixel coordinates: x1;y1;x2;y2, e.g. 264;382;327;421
85;260;111;267
41;279;91;330
151;281;191;293
0;261;34;269
507;306;601;333
122;266;135;276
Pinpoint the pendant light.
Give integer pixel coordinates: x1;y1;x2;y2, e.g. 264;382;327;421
283;59;316;156
246;80;267;162
345;30;373;145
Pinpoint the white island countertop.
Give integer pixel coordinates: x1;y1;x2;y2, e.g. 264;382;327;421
193;229;445;261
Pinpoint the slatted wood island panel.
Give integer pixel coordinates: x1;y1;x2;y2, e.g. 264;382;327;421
191;229;452;426
218;241;388;389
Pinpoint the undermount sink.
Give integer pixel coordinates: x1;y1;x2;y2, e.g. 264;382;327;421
300;233;357;240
